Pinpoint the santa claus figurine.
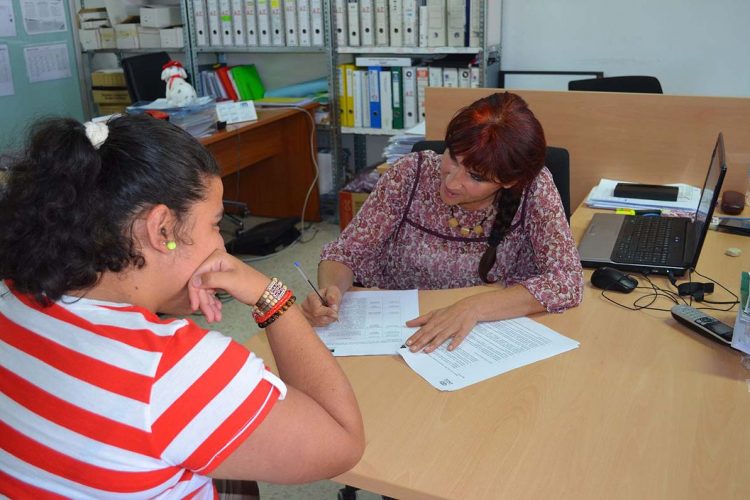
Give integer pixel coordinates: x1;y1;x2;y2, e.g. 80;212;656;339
161;60;197;107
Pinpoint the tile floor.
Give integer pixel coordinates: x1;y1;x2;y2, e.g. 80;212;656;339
190;218;383;500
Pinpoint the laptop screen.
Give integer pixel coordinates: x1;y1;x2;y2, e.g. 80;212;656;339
686;133;727;268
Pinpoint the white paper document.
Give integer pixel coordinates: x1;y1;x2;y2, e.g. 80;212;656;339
0;44;14;96
314;289;419;356
399;317;580;391
585;178;700;213
20;0;67;34
24;43;70;83
0;0;17;37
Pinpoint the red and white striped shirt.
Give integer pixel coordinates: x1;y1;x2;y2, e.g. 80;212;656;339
0;280;286;499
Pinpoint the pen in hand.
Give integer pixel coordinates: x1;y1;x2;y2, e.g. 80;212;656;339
294;261;329;307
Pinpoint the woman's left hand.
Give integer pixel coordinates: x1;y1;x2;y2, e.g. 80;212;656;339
404;300;478;353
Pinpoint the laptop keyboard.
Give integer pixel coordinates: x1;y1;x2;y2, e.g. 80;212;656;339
611;217;683;265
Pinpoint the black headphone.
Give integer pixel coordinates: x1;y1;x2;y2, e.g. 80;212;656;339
676;282;714;301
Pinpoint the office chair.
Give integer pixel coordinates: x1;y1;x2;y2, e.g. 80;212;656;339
410;141;571;221
120;51;172;103
567;75;663;94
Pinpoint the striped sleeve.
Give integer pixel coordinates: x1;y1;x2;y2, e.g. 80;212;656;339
151;322;286;473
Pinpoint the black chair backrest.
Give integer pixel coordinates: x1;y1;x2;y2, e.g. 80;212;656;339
120;51;171;103
409;140;571;221
568;75;663;94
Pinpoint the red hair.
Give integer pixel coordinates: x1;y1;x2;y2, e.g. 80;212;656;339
445;92;546;192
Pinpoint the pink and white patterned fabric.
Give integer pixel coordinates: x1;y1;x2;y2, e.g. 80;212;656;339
321;151;584;312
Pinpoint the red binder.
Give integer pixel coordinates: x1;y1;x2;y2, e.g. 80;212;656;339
215;66;239;101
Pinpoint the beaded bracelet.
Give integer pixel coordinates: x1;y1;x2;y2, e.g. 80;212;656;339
253;289;293;324
257;295;296;329
253;278;287;316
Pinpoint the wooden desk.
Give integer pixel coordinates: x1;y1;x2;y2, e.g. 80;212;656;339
245;207;750;499
200;105;320;221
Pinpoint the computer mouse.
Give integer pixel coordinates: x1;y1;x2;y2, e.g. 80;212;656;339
590;267;638;293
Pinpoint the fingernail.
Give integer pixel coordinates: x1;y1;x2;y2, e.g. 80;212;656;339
405;340;412;346
192;275;202;286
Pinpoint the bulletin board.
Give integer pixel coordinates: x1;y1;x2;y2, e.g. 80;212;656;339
0;0;84;151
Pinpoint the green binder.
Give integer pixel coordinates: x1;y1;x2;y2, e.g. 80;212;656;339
391;67;404;129
229;65;265;101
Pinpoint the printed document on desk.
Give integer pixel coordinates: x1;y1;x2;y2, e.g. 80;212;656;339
399;318;580;391
314;289;419;356
586;178;700;212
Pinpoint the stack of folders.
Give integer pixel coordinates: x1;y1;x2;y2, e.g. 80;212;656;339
338;56;480;130
199;63;265;101
585;178;701;214
193;0;326;47
383;132;425;165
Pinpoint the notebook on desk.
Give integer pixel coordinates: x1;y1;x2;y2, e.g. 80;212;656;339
578;133;727;276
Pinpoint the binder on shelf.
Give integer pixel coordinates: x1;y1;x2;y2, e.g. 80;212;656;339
283;0;299;46
403;0;418;47
388;0;403;47
310;0;324;46
360;70;371;128
458;66;471;87
374;0;389;46
230;64;265;100
256;0;272;45
193;0;209;46
426;0;446;47
418;0;428;47
391;67;404;129
334;0;348;47
216;66;240;100
360;0;375;46
353;69;364;128
368;67;382;128
347;0;361;46
297;0;312;46
344;64;356;126
227;70;241;98
470;65;480;88
270;0;285;46
428;65;442;87
468;0;480;47
379;69;393;130
442;66;458;87
402;66;418;128
230;0;246;45
206;0;223;46
219;0;234;45
244;0;259;46
337;64;350;126
416;66;429;122
446;0;465;47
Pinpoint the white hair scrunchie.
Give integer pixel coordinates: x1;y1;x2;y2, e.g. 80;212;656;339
84;121;109;150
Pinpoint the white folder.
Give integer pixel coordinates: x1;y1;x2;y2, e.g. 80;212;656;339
428;65;442;87
388;0;402;47
297;0;312;46
468;0;480;47
403;0;418;47
418;0;428;47
283;0;298;46
442;66;458;87
310;0;324;46
416;66;429;122
374;0;389;46
426;0;446;47
458;67;471;87
359;0;375;46
206;0;223;46
230;0;246;45
244;0;258;46
219;0;234;45
379;69;393;129
361;69;370;128
402;66;418;128
446;0;464;47
353;69;364;128
193;0;209;46
270;0;285;46
334;0;348;47
470;66;480;88
347;0;360;47
256;0;271;45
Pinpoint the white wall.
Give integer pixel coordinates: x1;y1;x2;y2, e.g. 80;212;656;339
499;0;750;97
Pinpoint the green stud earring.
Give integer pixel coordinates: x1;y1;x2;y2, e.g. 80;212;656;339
166;241;177;251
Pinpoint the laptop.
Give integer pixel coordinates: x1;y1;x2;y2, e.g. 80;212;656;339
578;133;727;277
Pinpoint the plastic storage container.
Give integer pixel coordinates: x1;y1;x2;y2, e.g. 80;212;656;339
127;97;217;138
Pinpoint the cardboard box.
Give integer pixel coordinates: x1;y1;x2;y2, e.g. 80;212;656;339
140;6;181;28
92;89;131;104
138;26;162;48
78;7;108;24
105;0;139;26
80;18;110;29
338;191;371;230
115;22;139;49
78;29;100;51
92;69;126;87
159;27;184;48
99;27;116;49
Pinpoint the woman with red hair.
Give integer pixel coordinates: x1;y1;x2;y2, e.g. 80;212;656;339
302;92;583;352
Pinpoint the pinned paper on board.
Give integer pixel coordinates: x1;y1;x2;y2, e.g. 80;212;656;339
24;43;71;83
0;44;14;96
0;0;17;37
20;0;67;34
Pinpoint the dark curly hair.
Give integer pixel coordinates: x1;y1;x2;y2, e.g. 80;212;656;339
445;92;547;283
0;114;220;305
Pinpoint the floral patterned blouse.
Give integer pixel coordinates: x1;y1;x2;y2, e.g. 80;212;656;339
321;151;584;312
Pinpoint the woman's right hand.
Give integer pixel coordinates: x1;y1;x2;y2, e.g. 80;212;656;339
301;286;342;326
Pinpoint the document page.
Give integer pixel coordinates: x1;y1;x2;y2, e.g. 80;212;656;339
399;317;579;391
314;289;419;356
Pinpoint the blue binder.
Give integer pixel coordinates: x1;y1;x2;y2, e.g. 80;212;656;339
368;66;382;129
